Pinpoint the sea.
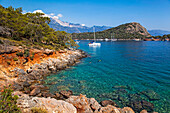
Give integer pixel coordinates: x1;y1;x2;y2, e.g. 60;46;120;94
44;40;170;112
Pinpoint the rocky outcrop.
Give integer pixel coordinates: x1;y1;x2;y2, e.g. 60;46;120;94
125;22;151;37
0;26;11;37
14;91;77;113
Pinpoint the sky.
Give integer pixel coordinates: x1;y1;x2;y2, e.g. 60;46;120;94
0;0;170;31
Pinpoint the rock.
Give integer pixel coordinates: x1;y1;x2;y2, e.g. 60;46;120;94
140;110;148;113
98;105;120;113
141;90;160;101
44;49;54;55
128;100;154;112
141;100;154;112
112;85;128;89
88;98;101;112
120;107;135;113
66;94;93;113
59;90;73;99
100;100;117;107
22;81;31;87
17;93;77;113
0;26;11;37
30;88;41;96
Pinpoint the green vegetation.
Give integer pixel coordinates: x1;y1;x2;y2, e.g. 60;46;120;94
153;34;170;40
16;52;23;57
0;5;78;50
0;85;21;113
30;52;35;60
31;107;48;113
7;61;11;65
13;57;18;61
72;22;149;40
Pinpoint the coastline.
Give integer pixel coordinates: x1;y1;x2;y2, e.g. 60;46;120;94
0;44;158;113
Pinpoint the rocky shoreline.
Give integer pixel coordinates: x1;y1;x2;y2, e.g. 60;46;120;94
0;45;158;113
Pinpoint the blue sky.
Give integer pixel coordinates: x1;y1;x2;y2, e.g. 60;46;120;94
0;0;170;31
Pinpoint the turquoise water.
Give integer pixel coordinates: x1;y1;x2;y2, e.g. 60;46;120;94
45;41;170;112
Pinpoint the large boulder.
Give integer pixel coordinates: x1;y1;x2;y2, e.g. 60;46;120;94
100;100;117;107
15;92;77;113
98;105;120;113
120;107;135;113
66;94;93;113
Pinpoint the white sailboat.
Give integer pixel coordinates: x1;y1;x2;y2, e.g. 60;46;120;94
75;40;80;44
111;33;117;41
88;27;101;46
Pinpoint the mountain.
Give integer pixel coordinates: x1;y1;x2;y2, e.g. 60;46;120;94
49;18;111;33
72;22;151;40
148;30;170;36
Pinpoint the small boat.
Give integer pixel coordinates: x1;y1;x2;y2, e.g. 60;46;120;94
165;38;169;41
105;38;109;41
88;27;101;46
133;39;140;41
111;33;117;41
75;40;80;44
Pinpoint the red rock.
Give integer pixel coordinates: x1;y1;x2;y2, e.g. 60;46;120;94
140;110;148;113
29;88;40;96
66;94;93;113
98;105;120;113
100;100;117;107
120;107;135;113
59;90;73;98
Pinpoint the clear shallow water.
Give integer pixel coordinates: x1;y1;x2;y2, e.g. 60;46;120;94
45;41;170;112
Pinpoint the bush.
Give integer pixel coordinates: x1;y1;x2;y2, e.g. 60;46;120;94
13;57;18;61
7;61;11;65
24;49;30;57
16;52;23;57
31;107;48;113
0;85;21;113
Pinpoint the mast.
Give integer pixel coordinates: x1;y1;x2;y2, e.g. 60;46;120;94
93;27;95;42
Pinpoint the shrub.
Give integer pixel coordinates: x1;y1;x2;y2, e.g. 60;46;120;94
16;52;23;57
24;49;30;57
13;57;18;61
7;61;11;65
30;55;34;60
31;107;48;113
0;85;21;113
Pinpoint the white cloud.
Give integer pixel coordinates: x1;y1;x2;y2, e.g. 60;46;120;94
57;14;63;18
33;10;44;14
82;24;85;26
50;13;55;16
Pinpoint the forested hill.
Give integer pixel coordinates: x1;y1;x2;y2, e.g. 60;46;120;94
0;5;77;50
72;22;151;40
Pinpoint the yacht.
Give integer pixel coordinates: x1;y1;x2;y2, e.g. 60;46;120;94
88;27;101;46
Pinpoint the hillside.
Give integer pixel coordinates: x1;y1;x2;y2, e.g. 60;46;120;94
72;22;151;40
0;5;77;50
49;18;111;33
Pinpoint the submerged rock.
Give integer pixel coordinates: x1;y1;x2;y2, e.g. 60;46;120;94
141;90;160;101
59;90;73;99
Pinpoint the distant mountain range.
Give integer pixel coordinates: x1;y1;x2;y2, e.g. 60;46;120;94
148;30;170;36
49;18;170;36
49;18;111;33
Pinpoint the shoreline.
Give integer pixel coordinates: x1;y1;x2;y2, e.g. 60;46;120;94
0;44;157;113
